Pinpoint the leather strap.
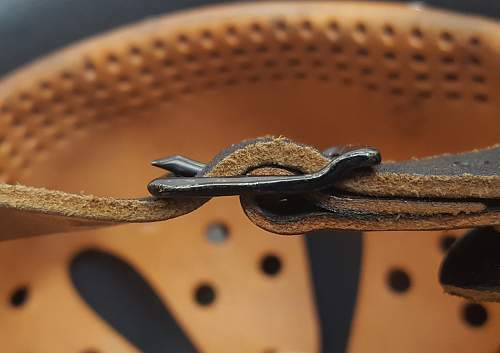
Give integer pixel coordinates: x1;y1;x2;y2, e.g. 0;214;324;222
1;137;498;240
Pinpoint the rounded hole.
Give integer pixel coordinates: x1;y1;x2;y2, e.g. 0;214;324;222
462;303;488;327
206;223;229;244
356;22;367;34
469;55;481;66
445;91;461;100
415;73;428;81
336;62;349;71
177;34;189;45
353;23;367;42
383;24;394;37
441;55;455;65
357;47;369;57
388;71;400;80
387;268;411;293
10;286;29;307
152;38;165;49
256;45;269;53
326;21;340;41
417;90;431;98
275;19;287;31
474;93;489;103
411;28;423;40
412;53;426;63
444;73;459;81
390;87;404;96
265;59;277;68
440;31;454;43
306;44;318;52
107;53;118;64
232;47;246;56
194;283;216;306
249;23;263;42
260;254;282;276
129;45;141;56
440;234;457;252
361;67;373;75
384;51;396;60
473;75;486;84
300;20;313;35
469;36;481;47
185;54;197;63
330;44;343;54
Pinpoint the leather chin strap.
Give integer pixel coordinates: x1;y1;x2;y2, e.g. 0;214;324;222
1;137;498;301
1;136;498;240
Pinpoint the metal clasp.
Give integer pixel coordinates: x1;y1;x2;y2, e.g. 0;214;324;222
147;146;381;198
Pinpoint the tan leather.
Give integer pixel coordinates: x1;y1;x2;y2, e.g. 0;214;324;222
0;2;499;353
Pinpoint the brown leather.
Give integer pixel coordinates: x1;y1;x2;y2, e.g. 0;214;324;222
1;137;499;239
0;2;499;353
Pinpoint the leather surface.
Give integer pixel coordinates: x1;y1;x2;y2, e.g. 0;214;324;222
0;2;499;353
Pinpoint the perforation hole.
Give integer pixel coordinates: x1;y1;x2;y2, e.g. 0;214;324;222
383;24;395;40
388;72;400;81
439;32;454;50
106;54;120;73
280;43;293;52
260;254;282;276
472;75;486;84
410;27;423;47
225;26;239;46
176;34;190;52
387;268;411;293
357;47;369;57
390;87;403;96
469;36;481;47
412;53;426;63
194;283;216;306
473;93;489;103
10;286;29;307
462;303;488;327
445;91;461;100
441;55;455;65
330;44;343;54
353;22;367;43
83;60;97;81
469;55;482;67
444;73;459;82
384;51;396;61
326;21;340;41
415;73;428;81
299;20;314;39
273;20;288;41
249;23;264;42
417;90;432;99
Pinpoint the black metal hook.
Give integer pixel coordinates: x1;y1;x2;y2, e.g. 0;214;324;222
148;147;380;198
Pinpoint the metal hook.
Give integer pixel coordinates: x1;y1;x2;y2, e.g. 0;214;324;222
148;147;380;198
